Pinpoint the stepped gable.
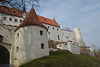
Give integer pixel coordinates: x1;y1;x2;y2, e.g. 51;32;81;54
38;15;60;27
15;8;47;31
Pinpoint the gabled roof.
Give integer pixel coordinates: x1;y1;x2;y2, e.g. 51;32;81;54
0;5;60;27
38;15;60;27
0;5;22;17
15;8;47;31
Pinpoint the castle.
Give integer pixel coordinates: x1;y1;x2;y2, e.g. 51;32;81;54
0;5;84;67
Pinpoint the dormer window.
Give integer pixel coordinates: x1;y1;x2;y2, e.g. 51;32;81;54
44;19;46;21
13;11;16;12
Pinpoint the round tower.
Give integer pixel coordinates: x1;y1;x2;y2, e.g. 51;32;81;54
14;8;49;67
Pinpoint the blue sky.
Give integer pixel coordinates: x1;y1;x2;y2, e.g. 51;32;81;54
33;0;100;49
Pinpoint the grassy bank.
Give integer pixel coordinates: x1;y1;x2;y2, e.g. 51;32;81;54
20;50;100;67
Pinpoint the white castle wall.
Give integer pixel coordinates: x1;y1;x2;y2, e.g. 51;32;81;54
57;42;80;54
14;26;49;67
0;13;78;43
43;23;62;42
62;30;77;42
74;27;84;46
67;42;80;54
0;13;23;26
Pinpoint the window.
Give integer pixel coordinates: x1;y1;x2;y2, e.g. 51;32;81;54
15;19;17;22
17;33;19;38
66;37;69;38
20;20;22;23
57;28;59;31
40;30;43;35
41;43;44;49
58;35;60;40
48;32;50;35
9;18;12;21
13;11;16;12
44;19;46;21
0;35;3;42
48;26;49;29
3;17;6;20
53;27;54;30
16;47;19;52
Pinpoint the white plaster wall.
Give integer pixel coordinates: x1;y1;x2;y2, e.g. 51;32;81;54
67;42;80;54
14;26;49;67
74;27;84;46
0;25;16;67
43;23;62;42
57;44;67;50
0;25;15;44
62;30;77;42
74;27;82;40
0;43;11;52
0;13;23;26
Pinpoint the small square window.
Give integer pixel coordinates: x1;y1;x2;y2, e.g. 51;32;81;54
44;19;46;21
53;27;54;30
57;28;59;31
20;20;22;23
16;47;19;52
48;26;49;29
40;30;43;35
17;33;19;38
41;43;44;49
9;18;12;21
66;37;69;38
3;17;6;20
15;19;17;22
48;32;50;35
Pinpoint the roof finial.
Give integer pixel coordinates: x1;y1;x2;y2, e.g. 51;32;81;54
32;2;35;8
22;0;26;13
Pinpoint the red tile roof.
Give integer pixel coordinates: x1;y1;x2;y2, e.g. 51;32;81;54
38;15;60;27
0;5;22;17
15;8;47;31
0;5;60;27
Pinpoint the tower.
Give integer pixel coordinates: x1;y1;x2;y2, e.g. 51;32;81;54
74;27;84;46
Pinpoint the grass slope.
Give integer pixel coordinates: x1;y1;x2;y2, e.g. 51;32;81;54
20;50;100;67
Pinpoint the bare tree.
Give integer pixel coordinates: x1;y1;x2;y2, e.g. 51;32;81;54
0;0;40;10
0;0;42;34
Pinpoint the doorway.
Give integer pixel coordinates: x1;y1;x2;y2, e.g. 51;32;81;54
0;45;10;67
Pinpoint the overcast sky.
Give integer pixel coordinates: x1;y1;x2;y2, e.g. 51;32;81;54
33;0;100;49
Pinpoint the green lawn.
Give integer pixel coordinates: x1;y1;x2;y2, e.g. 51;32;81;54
20;50;100;67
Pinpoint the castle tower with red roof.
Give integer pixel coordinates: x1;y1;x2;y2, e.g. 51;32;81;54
14;8;49;67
